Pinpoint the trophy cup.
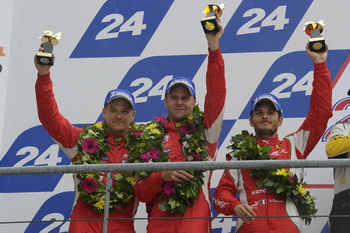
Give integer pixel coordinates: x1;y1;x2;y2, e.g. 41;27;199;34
201;3;225;34
304;21;325;53
36;31;62;66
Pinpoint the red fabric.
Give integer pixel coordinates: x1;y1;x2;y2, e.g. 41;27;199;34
213;62;332;233
36;74;136;233
134;47;226;233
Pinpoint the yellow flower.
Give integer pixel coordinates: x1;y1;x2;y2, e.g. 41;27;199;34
95;121;103;128
81;154;92;161
195;147;203;153
126;176;136;185
275;169;288;177
306;195;313;202
94;200;105;210
146;123;158;130
188;113;193;120
297;184;307;196
126;194;133;201
150;128;161;135
86;174;95;178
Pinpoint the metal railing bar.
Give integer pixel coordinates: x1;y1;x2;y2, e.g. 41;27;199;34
1;215;349;225
0;159;349;176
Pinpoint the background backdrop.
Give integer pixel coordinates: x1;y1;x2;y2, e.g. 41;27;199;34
1;0;349;232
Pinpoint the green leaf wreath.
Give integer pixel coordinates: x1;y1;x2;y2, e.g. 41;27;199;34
227;130;317;225
73;121;135;214
126;105;208;214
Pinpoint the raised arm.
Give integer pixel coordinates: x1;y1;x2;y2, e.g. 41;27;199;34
203;18;226;151
34;47;81;158
287;44;332;159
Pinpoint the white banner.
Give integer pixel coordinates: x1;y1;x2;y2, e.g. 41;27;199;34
1;0;349;232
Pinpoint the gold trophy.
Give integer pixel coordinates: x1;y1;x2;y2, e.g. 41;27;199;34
201;3;225;34
304;21;325;53
36;31;62;66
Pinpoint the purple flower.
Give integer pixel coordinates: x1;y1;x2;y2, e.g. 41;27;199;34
153;116;168;124
180;123;195;134
192;153;203;161
81;139;99;154
140;147;160;162
80;178;99;193
131;130;143;136
289;176;294;183
163;181;176;196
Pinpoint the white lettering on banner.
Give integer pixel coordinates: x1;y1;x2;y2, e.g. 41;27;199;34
131;75;173;103
40;213;65;233
237;6;289;35
96;11;147;40
211;213;236;233
251;188;267;195
148;75;173;100
14;144;61;167
131;78;152;102
271;72;313;99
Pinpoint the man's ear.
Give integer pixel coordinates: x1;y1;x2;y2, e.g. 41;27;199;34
278;116;283;127
249;117;253;127
102;107;106;119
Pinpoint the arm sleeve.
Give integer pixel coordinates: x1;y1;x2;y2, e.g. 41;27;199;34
287;62;333;159
134;171;164;202
213;169;241;216
326;122;350;158
203;47;226;144
35;72;81;159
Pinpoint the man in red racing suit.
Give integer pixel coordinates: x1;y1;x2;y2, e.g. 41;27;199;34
213;45;332;233
134;21;226;233
35;48;138;232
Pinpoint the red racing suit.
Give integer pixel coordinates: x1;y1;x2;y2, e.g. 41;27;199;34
213;62;332;233
36;73;137;233
134;48;226;233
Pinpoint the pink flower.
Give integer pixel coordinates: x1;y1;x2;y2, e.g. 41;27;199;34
140;147;160;162
180;123;195;134
131;130;143;135
80;178;99;193
153;116;168;124
81;139;99;154
192;153;203;161
163;181;176;196
289;176;294;183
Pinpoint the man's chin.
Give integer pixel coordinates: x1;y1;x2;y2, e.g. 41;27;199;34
171;114;187;122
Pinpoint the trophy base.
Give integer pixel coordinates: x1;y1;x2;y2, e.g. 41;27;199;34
308;37;326;53
200;16;219;34
36;52;54;66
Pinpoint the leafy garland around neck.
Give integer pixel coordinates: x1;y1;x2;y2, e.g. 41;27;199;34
227;130;317;225
73;121;135;214
126;105;209;214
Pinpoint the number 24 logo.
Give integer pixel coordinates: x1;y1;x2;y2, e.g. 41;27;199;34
96;11;147;40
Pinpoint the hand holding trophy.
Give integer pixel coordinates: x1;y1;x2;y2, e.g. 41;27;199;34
36;31;62;66
201;3;225;34
304;20;325;53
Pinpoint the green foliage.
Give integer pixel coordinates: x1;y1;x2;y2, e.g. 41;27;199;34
73;122;135;214
127;105;209;214
227;130;317;225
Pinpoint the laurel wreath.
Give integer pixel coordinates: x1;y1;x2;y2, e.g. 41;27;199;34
126;105;208;214
227;130;317;225
73;122;134;214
